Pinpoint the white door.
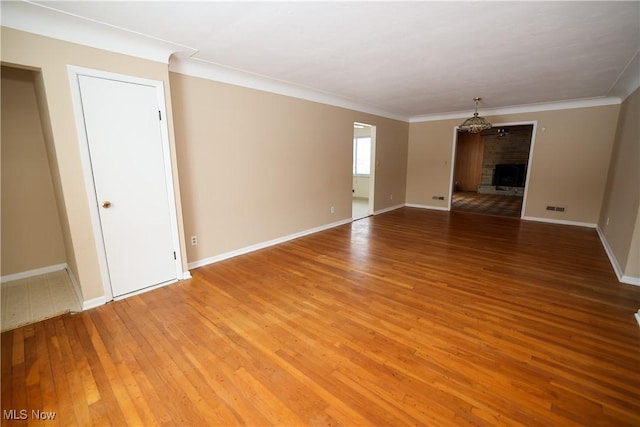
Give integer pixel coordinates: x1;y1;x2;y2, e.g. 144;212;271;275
78;75;178;297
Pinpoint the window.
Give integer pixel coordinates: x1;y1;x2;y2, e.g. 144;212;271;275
353;137;371;175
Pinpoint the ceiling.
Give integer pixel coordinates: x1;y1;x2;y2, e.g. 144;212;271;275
3;1;640;121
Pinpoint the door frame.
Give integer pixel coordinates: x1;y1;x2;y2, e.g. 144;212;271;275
368;125;377;216
352;122;376;219
448;120;538;218
68;65;187;302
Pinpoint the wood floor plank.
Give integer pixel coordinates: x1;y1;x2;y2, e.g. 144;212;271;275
3;208;640;426
98;297;227;425
24;326;43;427
42;319;77;426
33;322;58;427
78;312;130;426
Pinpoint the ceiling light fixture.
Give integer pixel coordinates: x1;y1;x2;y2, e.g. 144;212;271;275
458;97;492;134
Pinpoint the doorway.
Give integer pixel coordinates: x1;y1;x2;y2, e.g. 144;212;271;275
1;65;81;330
352;122;376;220
69;67;184;299
451;123;535;218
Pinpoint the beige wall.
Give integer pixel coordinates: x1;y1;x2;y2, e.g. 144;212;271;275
1;66;66;276
2;25;632;293
599;87;640;279
406;105;620;224
1;27;188;301
406;121;456;207
373;119;409;209
169;72;408;263
32;67;79;286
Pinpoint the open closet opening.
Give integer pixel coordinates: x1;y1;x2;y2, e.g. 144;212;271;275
451;124;534;218
0;65;80;331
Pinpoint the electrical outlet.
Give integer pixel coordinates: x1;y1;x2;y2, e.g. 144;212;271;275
191;235;198;245
390;194;393;200
330;206;335;214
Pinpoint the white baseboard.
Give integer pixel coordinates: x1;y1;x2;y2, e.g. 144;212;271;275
521;216;597;228
2;262;193;312
405;203;449;211
635;311;640;327
64;266;84;312
596;226;640;286
374;203;406;215
82;275;191;311
82;296;107;311
621;275;640;286
113;279;178;301
188;218;353;270
1;263;68;283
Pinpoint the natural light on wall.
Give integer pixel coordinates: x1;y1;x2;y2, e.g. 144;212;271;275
353;137;371;175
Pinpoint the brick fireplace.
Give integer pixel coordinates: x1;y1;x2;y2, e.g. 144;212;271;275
478;125;533;196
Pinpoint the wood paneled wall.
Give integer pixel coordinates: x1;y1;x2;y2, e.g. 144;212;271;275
454;132;484;192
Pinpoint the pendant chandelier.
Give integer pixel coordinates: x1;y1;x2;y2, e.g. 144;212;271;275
458;97;492;133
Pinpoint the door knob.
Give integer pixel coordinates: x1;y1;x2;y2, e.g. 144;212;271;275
102;201;112;208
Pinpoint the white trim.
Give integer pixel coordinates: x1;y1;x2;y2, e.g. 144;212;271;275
410;97;621;123
1;1;197;64
405;203;449;212
182;271;192;279
0;263;67;283
67;67;115;300
635;311;640;327
82;296;108;311
596;226;640;287
374;204;406;215
67;65;187;301
169;57;409;122
64;266;84;311
153;79;187;284
607;48;640;102
447;126;458;211
368;126;377;217
621;275;640;286
113;279;179;300
188;218;353;270
447;120;537;219
519;121;538;218
597;225;624;281
522;216;597;229
3;1;630;123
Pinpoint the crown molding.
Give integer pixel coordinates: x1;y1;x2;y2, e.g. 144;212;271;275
168;56;410;122
3;1;408;121
2;1;633;123
607;48;640;102
409;97;622;123
1;1;197;64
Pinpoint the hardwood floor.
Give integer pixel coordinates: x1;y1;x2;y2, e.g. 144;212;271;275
3;208;640;426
